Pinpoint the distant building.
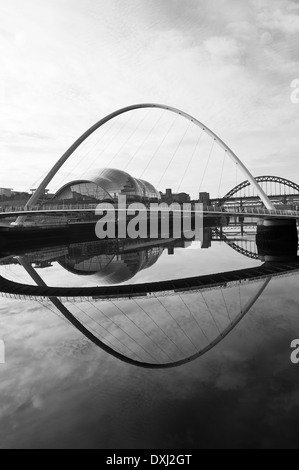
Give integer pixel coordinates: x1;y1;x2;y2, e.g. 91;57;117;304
12;191;30;198
0;188;13;198
198;192;210;206
161;188;191;205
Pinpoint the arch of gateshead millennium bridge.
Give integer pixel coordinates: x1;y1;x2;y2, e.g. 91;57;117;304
15;102;283;226
1;103;298;369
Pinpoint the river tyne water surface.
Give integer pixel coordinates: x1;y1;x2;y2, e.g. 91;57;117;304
0;225;299;449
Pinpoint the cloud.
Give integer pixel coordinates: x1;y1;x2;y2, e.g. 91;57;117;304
256;0;299;34
0;0;298;191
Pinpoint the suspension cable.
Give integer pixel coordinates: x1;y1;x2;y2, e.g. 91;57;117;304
90;300;157;360
124;110;167;172
178;293;211;344
200;291;222;337
105;109;151;170
220;288;232;323
156;120;192;189
135;297;186;356
218;149;227;199
69;111;137;182
176;129;204;194
72;302;134;357
155;296;197;351
198;138;216;195
139;114;179;180
113;300;171;362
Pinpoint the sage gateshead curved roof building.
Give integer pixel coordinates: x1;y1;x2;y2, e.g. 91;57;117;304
54;168;161;204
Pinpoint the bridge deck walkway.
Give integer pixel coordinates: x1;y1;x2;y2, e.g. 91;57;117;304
0;206;299;222
1;261;299;301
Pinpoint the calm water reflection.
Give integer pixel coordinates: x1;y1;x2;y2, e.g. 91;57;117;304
0;227;299;448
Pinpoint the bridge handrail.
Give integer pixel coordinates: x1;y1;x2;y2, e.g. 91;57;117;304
1;204;299;219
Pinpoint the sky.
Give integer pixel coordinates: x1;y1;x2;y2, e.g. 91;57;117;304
1;0;299;192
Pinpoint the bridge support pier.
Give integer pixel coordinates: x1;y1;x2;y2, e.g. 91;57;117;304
256;218;298;262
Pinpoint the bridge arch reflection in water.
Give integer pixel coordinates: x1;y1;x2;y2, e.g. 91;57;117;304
2;241;298;369
1;101;298;369
6;256;273;369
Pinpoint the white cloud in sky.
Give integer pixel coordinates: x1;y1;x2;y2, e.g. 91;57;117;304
0;0;299;191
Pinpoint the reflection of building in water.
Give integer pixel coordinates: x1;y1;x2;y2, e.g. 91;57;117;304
0;237;193;284
53;168;161;204
56;237;193;284
202;228;212;249
58;245;163;284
